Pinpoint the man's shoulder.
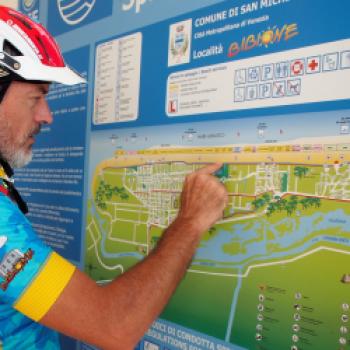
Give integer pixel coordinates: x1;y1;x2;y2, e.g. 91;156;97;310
0;182;29;226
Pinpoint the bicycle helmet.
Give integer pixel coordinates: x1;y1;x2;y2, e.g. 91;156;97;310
0;6;85;86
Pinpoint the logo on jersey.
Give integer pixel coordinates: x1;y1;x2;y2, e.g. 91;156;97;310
0;248;34;291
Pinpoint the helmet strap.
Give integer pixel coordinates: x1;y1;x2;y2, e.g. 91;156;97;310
0;80;11;103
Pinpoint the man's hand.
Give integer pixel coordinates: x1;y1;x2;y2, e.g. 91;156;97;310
40;163;229;350
176;163;228;235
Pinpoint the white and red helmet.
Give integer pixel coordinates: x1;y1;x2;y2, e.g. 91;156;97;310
0;6;85;85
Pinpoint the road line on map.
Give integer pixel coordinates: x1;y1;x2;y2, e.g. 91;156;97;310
188;246;350;278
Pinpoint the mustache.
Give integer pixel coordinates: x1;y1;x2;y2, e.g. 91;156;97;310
19;124;41;145
28;125;41;138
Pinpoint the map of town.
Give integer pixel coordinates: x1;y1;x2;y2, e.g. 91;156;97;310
85;135;350;350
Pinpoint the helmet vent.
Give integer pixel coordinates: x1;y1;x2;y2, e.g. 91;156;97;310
36;36;49;61
10;12;32;30
4;40;23;57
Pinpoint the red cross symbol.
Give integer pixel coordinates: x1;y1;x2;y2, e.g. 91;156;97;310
308;59;319;71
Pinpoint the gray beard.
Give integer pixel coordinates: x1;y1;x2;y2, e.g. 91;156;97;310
9;149;33;168
0;114;37;169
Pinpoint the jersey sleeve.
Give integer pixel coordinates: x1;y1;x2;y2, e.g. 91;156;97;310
0;194;76;321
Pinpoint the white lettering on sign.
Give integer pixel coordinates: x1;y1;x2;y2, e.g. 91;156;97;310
122;0;148;14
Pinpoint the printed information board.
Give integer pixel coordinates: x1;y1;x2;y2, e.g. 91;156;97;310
15;1;350;349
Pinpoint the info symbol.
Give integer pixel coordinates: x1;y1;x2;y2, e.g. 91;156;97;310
57;0;96;25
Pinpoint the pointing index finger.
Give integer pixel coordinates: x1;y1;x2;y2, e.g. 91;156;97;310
196;163;223;175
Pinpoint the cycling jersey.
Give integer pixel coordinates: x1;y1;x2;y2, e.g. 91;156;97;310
0;175;76;349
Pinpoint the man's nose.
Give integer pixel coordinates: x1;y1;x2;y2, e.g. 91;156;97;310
35;98;53;125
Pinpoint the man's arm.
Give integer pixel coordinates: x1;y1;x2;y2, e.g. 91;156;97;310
40;163;228;350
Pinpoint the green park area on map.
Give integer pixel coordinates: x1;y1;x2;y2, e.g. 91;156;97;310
85;148;350;349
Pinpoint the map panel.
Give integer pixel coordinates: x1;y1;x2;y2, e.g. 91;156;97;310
85;111;350;350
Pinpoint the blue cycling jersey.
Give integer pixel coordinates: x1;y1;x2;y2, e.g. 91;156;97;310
0;177;76;349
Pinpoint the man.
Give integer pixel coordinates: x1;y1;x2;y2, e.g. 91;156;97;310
0;6;228;350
